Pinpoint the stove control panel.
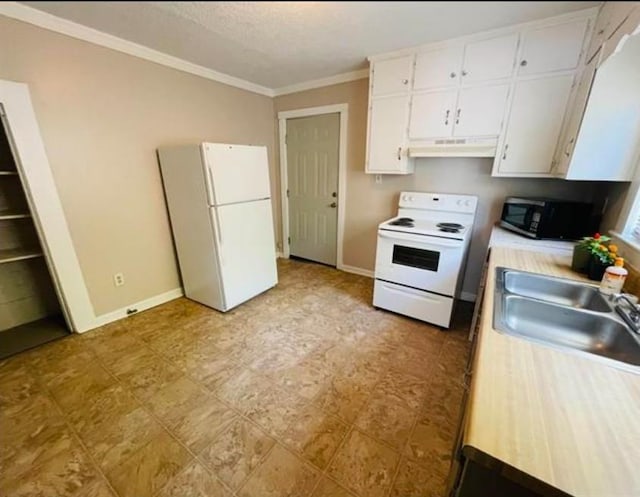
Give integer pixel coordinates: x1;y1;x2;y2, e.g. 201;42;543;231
399;192;477;213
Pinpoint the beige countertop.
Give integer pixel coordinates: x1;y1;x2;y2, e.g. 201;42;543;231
489;225;577;254
464;242;640;496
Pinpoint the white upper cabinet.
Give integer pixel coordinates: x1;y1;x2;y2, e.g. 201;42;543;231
366;95;413;174
461;34;519;83
554;56;598;176
414;46;463;90
454;85;510;137
563;27;640;181
494;75;574;175
371;55;414;97
518;19;589;75
409;90;457;139
365;8;597;173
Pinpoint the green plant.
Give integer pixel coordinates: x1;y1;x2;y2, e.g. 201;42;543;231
578;233;619;265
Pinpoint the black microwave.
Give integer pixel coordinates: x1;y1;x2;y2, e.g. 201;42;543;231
500;197;594;240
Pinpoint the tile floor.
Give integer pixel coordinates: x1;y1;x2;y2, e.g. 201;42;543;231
0;258;471;497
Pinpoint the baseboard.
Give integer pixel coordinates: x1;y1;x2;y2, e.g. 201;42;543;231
84;287;184;332
459;291;477;303
339;264;374;278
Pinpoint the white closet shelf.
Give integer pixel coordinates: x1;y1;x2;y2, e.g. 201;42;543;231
0;210;30;220
0;170;18;176
0;248;43;264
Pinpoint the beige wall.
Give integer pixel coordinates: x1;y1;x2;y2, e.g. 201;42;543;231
0;16;277;315
275;79;601;297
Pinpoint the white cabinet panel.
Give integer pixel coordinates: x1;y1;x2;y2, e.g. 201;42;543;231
496;74;574;175
518;19;589;75
366;95;412;174
453;85;510;137
462;34;519;83
414;46;463;90
409;91;457;139
371;56;414;96
554;58;597;176
601;7;640;62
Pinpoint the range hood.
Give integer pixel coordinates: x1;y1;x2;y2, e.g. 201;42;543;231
408;137;498;158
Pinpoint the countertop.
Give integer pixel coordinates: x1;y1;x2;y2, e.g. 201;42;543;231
464;233;640;496
489;225;577;254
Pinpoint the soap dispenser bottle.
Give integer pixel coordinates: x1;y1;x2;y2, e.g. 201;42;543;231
599;257;628;295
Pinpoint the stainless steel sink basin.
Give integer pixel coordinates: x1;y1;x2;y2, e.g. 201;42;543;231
502;269;611;312
494;267;640;372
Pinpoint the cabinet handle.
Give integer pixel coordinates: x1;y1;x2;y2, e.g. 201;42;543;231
564;138;575;157
445;109;450;125
450;72;457;78
402;79;409;85
462;70;468;77
502;144;509;160
455;108;461;124
520;60;528;67
397;147;402;160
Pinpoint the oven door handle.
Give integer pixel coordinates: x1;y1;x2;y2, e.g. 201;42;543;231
378;231;462;247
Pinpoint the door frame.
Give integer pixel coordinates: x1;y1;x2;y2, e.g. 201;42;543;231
277;104;348;268
0;80;96;332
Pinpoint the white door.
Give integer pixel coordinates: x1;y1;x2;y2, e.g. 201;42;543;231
497;74;574;175
518;19;589;76
461;34;519;83
453;84;510;137
409;90;457;139
213;199;277;310
414;46;463;90
366;95;411;173
371;55;414;97
286;113;339;266
203;143;271;206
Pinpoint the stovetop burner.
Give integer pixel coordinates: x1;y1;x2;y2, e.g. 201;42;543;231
439;227;460;233
437;222;464;229
389;217;414;227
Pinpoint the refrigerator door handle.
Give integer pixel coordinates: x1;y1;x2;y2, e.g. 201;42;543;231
213;208;223;246
205;165;216;205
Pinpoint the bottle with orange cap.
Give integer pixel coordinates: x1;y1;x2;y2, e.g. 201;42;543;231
599;257;628;295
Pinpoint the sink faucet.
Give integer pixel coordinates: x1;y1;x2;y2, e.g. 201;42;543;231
613;293;640;332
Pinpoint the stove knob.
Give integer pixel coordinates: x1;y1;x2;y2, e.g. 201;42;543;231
401;194;407;202
456;199;462;205
408;196;414;202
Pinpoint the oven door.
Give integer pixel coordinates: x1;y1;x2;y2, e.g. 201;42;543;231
375;230;465;296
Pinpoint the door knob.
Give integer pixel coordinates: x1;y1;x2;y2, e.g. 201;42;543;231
329;202;337;208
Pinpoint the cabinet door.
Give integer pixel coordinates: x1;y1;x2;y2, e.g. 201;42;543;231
453;84;509;137
408;90;457;140
414;46;463;90
366;95;411;173
461;34;519;83
496;74;574;175
371;56;414;97
555;58;597;176
518;19;589;75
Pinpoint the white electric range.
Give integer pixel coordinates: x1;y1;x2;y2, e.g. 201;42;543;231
373;191;478;328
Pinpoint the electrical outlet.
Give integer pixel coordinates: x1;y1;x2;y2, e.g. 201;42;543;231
113;273;125;287
375;174;382;184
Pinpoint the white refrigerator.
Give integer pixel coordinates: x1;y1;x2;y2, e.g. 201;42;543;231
158;143;277;312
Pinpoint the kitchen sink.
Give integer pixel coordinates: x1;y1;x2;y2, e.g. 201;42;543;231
494;267;640;371
502;269;611;312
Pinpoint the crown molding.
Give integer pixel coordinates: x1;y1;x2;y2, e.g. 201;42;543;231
0;2;275;97
272;69;369;97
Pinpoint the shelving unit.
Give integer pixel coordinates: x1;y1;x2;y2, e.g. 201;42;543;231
0;209;30;220
0;114;67;358
0;248;43;264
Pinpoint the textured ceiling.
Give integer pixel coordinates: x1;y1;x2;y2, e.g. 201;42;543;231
21;1;600;90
